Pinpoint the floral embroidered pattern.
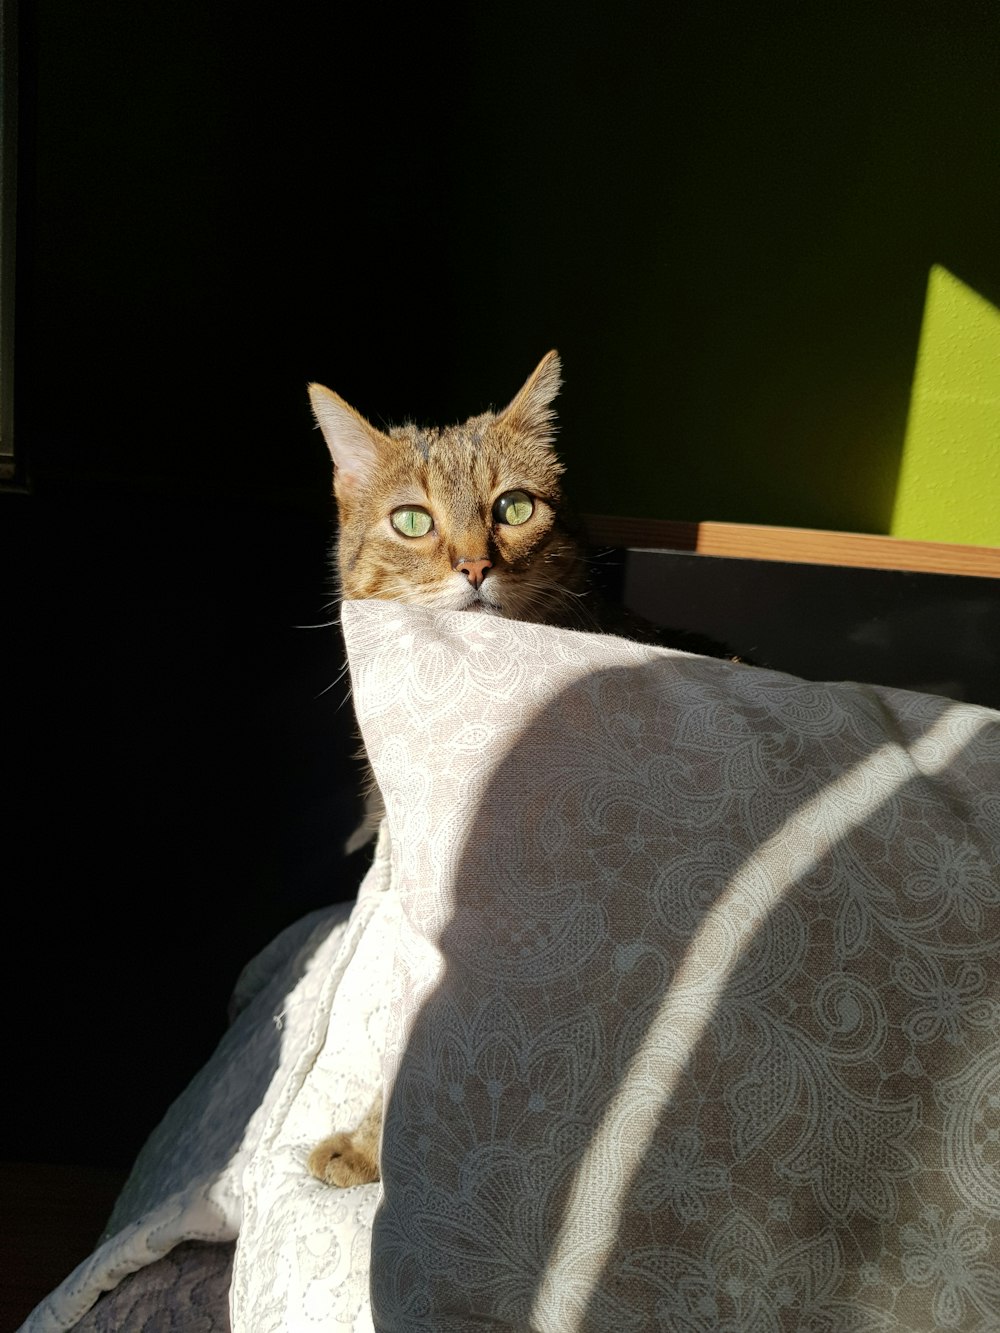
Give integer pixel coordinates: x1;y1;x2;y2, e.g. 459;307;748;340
620;1211;846;1331
901;1206;1000;1327
338;602;1000;1332
893;954;996;1047
632;1129;729;1223
905;833;1000;931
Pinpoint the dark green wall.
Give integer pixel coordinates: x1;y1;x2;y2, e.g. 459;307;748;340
18;3;1000;534
452;3;1000;534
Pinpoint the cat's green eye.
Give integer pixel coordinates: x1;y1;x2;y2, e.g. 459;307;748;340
493;491;534;526
391;507;433;538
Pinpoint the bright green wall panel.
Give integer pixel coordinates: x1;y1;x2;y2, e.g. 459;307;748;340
891;267;1000;546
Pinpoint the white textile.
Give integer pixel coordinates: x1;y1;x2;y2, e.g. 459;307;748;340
21;828;396;1333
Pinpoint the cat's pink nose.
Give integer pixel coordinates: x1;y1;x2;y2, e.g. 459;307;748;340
455;557;492;589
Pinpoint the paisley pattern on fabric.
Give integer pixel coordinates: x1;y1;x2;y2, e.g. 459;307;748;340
339;601;1000;1333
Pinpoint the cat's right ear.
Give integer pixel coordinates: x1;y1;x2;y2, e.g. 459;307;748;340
308;383;381;495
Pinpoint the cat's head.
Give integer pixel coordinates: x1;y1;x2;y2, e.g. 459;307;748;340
308;351;587;625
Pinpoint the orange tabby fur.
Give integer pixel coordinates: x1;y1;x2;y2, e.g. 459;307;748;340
304;351;589;1188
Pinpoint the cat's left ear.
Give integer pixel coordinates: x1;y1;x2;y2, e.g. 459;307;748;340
497;350;562;444
308;383;382;495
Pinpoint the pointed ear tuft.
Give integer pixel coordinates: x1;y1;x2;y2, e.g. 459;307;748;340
308;383;382;493
497;350;562;442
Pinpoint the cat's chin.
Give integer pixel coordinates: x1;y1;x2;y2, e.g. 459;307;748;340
462;601;501;616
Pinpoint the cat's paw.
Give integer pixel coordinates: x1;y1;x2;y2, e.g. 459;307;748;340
307;1133;380;1187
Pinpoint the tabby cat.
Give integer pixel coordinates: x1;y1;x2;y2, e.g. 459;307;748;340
309;348;588;627
304;350;594;1187
303;350;735;1186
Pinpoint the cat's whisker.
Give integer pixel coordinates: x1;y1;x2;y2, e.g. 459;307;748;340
313;657;353;701
333;684;356;713
526;584;602;633
371;577;459;609
511;567;595;619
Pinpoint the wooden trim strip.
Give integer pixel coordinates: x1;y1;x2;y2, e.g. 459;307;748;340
581;514;1000;579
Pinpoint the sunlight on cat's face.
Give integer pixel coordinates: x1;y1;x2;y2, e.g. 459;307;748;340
308;352;589;629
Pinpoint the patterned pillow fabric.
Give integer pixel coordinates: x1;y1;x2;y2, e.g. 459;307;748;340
340;599;1000;1333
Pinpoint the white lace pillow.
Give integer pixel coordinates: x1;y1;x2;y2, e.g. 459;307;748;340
341;600;1000;1333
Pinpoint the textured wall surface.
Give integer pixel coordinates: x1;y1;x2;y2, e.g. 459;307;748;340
892;267;1000;545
